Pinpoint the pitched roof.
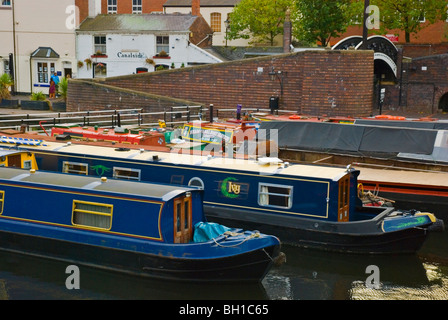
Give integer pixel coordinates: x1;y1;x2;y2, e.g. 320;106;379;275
163;0;240;7
77;14;199;32
30;47;60;59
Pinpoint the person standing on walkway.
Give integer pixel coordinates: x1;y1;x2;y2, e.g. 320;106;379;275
51;72;60;97
49;80;56;99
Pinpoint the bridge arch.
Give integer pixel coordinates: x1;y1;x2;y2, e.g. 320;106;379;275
332;35;398;79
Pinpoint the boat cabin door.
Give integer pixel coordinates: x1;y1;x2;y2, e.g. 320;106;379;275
7;155;21;168
174;195;192;243
338;175;350;222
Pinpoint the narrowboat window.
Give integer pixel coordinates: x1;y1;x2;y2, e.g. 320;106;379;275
188;177;204;189
258;183;293;209
176;202;181;233
63;162;88;175
72;200;113;230
113;167;141;181
184;201;189;230
0;191;4;214
23;160;32;169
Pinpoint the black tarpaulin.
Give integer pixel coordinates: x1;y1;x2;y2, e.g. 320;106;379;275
258;121;437;155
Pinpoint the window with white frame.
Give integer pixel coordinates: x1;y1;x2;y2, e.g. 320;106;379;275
258;183;293;209
113;167;141;181
156;36;169;55
3;60;9;75
94;35;107;54
1;0;11;7
132;0;142;14
210;12;221;32
107;0;117;13
37;62;55;84
93;62;107;78
63;161;88;175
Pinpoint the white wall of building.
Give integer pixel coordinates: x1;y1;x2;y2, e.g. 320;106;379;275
0;0;77;94
76;32;221;79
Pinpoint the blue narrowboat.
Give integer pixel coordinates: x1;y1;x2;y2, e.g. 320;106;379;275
0;167;282;282
0;136;442;254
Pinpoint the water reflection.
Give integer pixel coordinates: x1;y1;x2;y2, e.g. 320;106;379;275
263;231;448;300
0;232;447;300
0;251;268;300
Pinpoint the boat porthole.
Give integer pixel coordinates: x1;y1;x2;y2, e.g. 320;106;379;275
188;177;204;190
314;223;319;228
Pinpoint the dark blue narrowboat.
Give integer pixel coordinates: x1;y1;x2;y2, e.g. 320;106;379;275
0;167;282;282
0;137;442;254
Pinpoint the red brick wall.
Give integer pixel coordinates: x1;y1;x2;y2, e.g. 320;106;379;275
97;0;165;13
68;50;375;117
333;21;448;46
67;79;201;119
396;54;448;114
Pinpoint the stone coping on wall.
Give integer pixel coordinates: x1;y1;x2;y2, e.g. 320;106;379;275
67;78;206;107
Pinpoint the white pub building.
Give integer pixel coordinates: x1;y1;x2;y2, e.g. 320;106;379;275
76;13;222;79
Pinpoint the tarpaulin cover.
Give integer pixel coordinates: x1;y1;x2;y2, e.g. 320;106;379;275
355;119;448;130
259;121;437;155
193;222;231;243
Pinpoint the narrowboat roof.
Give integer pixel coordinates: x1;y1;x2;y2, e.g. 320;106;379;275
8;139;350;181
0;149;28;157
0;167;194;200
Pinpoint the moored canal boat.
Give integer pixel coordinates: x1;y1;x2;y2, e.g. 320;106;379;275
0;137;442;254
0;167;282;282
51;124;167;147
0;149;38;170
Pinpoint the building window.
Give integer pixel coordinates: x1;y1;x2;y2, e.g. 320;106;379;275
63;161;88;175
210;12;221;32
132;0;142;14
37;62;55;84
3;60;9;75
107;0;117;14
156;36;169;54
72;200;113;231
1;1;12;7
113;167;141;181
258;183;293;209
94;62;107;78
94;36;107;55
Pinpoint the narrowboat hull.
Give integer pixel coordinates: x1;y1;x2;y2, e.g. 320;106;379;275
0;228;280;282
206;206;433;254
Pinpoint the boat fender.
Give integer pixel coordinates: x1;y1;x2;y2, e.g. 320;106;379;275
415;212;445;232
415;212;436;223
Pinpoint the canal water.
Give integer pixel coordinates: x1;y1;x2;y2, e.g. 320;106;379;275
0;225;447;301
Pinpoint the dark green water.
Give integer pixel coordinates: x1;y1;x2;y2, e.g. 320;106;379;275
0;230;446;301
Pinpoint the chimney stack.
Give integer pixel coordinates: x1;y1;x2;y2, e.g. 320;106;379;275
192;0;201;16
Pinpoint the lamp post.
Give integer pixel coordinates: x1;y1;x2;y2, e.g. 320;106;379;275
361;0;370;49
224;19;230;47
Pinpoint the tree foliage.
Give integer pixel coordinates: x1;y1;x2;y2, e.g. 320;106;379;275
369;0;448;42
294;0;352;47
227;0;295;46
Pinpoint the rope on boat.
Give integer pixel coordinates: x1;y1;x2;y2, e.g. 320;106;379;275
212;231;261;247
357;183;395;207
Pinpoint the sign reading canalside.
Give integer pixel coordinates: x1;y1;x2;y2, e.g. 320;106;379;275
117;52;146;59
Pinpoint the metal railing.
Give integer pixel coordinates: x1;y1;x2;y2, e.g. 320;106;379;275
0;105;205;133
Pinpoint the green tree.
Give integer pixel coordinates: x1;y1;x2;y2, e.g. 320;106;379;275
227;0;295;46
371;0;448;42
0;73;13;101
294;0;352;47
